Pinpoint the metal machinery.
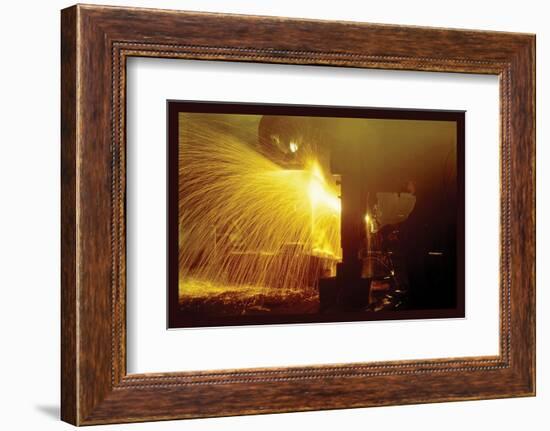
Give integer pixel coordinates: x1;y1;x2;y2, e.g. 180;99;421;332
257;114;457;313
318;138;376;311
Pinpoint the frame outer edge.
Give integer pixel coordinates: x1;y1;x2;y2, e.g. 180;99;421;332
513;34;536;394
61;5;79;426
531;34;537;396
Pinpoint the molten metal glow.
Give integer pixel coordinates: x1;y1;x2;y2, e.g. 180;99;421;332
308;162;341;213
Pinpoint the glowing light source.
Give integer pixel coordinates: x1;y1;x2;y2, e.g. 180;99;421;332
289;141;299;153
308;162;341;213
364;213;375;233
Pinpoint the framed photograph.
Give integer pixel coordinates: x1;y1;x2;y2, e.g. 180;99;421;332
61;4;535;425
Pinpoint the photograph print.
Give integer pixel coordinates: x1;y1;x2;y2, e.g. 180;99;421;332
168;101;465;328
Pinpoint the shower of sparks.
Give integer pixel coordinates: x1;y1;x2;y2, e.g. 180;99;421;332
179;117;342;299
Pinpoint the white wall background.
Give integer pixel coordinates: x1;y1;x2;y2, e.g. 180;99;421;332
0;0;546;429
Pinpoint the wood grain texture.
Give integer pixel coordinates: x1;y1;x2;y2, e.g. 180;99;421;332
60;5;78;425
60;4;535;425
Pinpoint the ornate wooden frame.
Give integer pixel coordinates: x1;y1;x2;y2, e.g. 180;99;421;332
61;4;536;425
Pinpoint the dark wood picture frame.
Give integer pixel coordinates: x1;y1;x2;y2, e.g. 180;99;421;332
61;4;535;425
